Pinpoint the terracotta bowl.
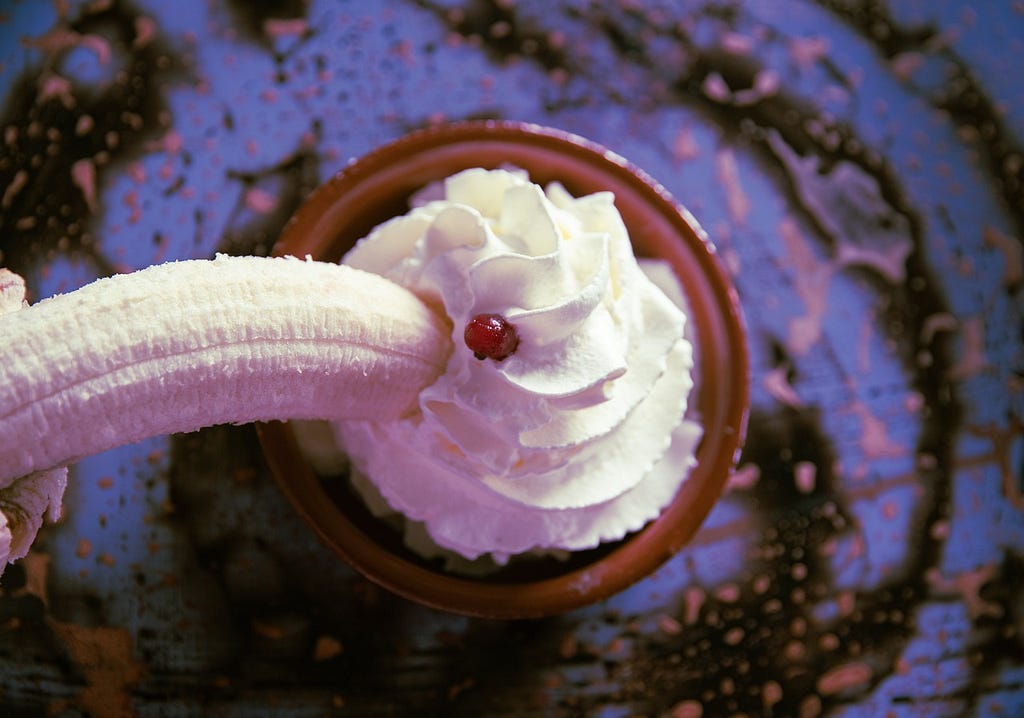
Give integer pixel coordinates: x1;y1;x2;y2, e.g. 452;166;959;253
257;120;749;619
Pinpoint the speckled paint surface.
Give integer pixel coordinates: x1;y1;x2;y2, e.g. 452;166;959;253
1;1;1022;716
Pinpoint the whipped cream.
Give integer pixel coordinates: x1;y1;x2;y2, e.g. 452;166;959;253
327;168;702;564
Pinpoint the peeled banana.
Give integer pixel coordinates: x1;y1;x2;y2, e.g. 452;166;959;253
0;254;452;484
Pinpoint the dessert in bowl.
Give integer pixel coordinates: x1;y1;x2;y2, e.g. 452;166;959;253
0;119;744;618
258;120;749;618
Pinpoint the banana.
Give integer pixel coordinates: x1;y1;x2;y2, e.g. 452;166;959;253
1;268;67;568
0;468;67;567
0;254;453;486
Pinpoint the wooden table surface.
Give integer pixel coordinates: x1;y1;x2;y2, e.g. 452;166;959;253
1;1;1022;716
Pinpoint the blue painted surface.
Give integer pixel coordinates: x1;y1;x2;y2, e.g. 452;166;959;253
1;0;1022;716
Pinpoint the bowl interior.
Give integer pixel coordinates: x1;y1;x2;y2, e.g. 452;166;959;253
258;121;749;618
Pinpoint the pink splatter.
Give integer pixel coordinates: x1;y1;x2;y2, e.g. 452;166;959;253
122;189;141;224
788;35;829;68
148;130;183;154
716;148;750;225
891;52;925;81
721;31;754;55
795;461;817;494
763;366;804;408
672;126;699;161
392;39;416;67
817;661;873;696
778;216;833;356
969;418;1024;511
683;585;705;625
982;225;1023;289
857;314;874;374
949;315;990;380
920;312;958;344
726;463;761;492
848;401;907;459
657;614;682;635
701;72;731;103
128;162;146;184
1;169;27;209
38;72;75;107
133;15;157;49
703;70;778;106
767;130;911;284
71;158;98;212
927;564;1002;620
263;17;309;39
670;700;703;718
75;114;94;136
245;188;277;214
713;583;742;603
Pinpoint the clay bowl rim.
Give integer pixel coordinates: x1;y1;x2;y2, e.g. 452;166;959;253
257;119;750;619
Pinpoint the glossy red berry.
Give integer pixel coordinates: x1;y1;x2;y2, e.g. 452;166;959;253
464;313;519;361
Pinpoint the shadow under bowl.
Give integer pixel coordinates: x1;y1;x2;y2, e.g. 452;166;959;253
257;120;749;619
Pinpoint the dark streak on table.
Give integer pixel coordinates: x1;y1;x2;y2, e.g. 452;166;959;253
1;1;1022;716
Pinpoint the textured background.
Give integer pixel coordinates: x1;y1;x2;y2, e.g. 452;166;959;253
1;1;1022;716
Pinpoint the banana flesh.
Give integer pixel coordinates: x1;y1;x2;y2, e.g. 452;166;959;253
0;270;67;568
0;254;453;484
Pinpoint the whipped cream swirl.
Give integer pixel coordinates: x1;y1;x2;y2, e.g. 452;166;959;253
332;168;702;562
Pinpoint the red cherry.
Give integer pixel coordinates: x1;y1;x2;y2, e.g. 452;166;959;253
464;313;519;361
